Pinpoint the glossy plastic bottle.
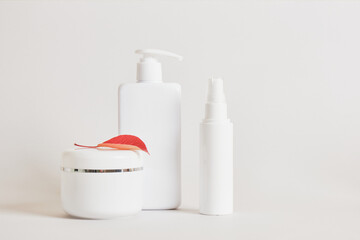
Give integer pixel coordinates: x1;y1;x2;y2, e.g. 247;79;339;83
118;49;182;209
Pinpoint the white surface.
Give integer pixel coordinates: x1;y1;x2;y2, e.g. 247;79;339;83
1;208;360;240
1;1;360;239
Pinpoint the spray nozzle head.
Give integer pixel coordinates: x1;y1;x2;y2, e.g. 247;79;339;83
207;78;226;103
204;78;228;121
135;49;182;82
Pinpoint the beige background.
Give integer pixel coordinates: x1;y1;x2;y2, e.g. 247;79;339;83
1;1;360;239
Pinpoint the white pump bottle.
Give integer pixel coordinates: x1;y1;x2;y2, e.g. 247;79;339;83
199;78;233;215
118;49;182;210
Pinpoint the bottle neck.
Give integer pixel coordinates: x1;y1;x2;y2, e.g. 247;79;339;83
204;102;228;122
136;58;162;82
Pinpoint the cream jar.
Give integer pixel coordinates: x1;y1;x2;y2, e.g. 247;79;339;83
61;148;143;219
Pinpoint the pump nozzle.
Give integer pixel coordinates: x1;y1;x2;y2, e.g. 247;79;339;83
135;49;183;61
135;49;182;83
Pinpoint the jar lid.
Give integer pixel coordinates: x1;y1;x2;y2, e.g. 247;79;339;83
62;148;143;170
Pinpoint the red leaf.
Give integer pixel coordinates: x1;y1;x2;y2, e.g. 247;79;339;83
102;135;149;154
74;135;149;154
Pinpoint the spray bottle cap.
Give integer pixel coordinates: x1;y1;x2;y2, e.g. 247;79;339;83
135;49;183;82
207;78;226;103
204;78;228;121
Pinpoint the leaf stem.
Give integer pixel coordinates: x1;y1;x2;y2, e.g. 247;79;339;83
74;143;98;148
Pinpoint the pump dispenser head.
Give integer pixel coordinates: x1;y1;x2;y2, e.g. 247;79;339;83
135;49;183;82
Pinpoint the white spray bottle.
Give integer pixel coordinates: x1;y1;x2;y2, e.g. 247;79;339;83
199;78;233;215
